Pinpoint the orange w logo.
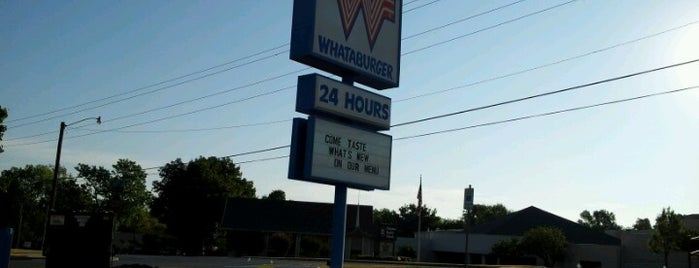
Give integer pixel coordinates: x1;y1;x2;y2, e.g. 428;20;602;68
338;0;396;50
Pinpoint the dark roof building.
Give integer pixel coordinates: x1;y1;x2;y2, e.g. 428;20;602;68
471;206;620;245
220;198;373;235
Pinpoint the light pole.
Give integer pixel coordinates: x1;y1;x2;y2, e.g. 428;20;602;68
42;116;101;251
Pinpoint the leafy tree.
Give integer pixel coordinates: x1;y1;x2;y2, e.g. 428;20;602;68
373;208;400;225
262;189;286;201
436;218;463;230
0;164;91;248
397;203;440;236
1;165;52;247
632;218;652;231
520;226;567;267
471;204;511;225
151;156;256;255
0;106;7;153
649;207;686;267
577;209;622;231
491;238;522;260
76;159;152;229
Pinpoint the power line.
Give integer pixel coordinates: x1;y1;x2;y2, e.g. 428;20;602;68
404;0;441;13
6;58;696;147
143;83;699;167
13;18;696;140
142;145;290;170
236;155;289;164
395;84;699;140
402;0;577;56
7;44;290;124
403;0;527;40
391;58;699;127
397;19;699;102
100;79;295;124
8;50;290;129
10;0;556;131
222;145;290;159
75;119;290;134
9;0;446;128
5;85;295;147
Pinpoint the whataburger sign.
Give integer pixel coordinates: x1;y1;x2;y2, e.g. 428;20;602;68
289;0;401;191
290;0;402;90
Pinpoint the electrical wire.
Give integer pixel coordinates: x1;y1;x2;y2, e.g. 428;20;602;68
395;84;699;140
75;119;290;134
5;86;294;147
398;19;699;102
7;18;697;140
6;58;696;149
7;0;553;130
143;83;699;168
7;44;289;125
404;0;441;14
402;0;577;56
8;51;291;129
402;0;527;40
391;58;699;127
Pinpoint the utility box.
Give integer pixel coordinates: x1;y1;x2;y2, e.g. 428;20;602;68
45;212;114;268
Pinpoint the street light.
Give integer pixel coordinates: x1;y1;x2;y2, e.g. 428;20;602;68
49;116;101;210
43;116;101;250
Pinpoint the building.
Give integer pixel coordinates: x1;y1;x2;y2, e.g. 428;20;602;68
220;198;387;258
402;207;698;268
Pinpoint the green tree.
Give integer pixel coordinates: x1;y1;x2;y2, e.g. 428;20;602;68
491;237;522;262
577;209;622;231
0;106;7;153
436;218;463;230
397;203;440;236
520;226;567;267
262;189;286;201
151;156;256;255
632;218;652;231
373;208;400;225
0;164;91;247
649;207;686;267
76;159;152;229
471;204;511;225
1;165;52;247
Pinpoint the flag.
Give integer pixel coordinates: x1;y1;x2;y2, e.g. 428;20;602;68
417;177;422;208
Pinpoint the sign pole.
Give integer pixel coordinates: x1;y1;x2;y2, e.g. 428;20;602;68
329;76;355;268
463;185;474;267
330;185;348;268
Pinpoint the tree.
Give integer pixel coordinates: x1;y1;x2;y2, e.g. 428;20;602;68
262;189;286;201
649;207;686;267
0;106;7;153
632;218;652;231
491;238;522;262
151;156;256;255
1;165;52;247
0;164;91;248
397;203;440;236
373;208;400;225
577;209;621;231
520;226;567;267
76;159;152;229
436;218;463;230
471;204;511;225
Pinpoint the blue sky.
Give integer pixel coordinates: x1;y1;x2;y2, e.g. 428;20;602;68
1;0;698;227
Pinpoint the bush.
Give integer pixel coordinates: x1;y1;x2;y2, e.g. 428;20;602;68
396;245;415;258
